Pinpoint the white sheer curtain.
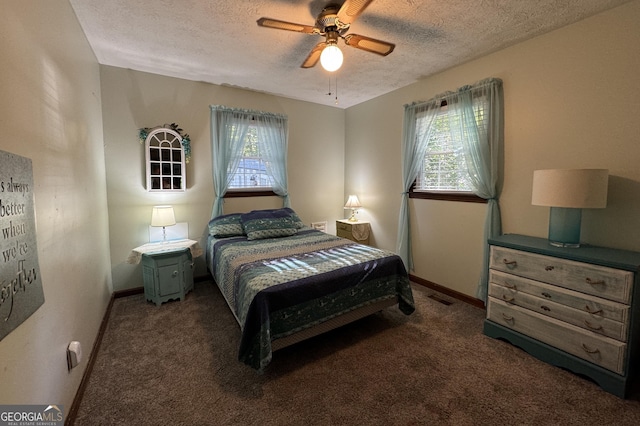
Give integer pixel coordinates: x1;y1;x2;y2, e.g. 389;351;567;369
254;113;291;208
396;99;441;271
210;105;252;219
448;78;504;302
210;105;290;219
396;78;503;302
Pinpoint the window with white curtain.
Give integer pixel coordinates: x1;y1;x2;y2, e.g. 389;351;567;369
210;105;289;214
410;97;489;203
397;77;503;301
228;126;275;190
415;105;473;192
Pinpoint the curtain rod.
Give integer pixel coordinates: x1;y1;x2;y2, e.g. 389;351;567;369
210;105;288;120
404;77;502;110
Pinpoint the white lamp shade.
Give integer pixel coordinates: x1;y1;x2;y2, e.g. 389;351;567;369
151;205;176;227
320;45;343;72
532;169;608;209
344;195;362;209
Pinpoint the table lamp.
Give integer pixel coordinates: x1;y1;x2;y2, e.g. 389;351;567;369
531;169;608;248
344;195;362;222
151;205;176;243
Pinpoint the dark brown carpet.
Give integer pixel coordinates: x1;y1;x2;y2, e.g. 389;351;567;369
73;281;640;425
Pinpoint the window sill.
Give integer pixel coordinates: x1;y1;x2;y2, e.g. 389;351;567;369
409;191;486;203
224;189;277;198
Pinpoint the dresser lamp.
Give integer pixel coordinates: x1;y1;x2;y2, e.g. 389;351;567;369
344;195;362;222
531;169;608;248
151;205;176;243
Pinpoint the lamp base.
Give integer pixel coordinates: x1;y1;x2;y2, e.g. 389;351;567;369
348;209;358;222
548;207;582;248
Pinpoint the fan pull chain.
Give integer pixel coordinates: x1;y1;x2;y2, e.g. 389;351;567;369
326;76;339;105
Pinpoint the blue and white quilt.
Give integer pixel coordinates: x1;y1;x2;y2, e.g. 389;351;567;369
207;227;414;371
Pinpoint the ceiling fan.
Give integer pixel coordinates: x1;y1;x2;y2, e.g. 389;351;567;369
257;0;395;72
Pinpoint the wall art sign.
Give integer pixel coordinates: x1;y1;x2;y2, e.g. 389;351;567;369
0;150;44;342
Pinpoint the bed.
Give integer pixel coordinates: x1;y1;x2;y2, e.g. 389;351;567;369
206;208;415;371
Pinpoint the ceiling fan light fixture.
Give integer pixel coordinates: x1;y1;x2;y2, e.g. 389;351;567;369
320;44;343;72
257;0;394;71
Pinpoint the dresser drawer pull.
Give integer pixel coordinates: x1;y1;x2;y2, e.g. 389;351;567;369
584;306;603;315
583;320;603;331
501;294;514;303
545;265;555;271
502;259;517;267
581;343;600;355
585;278;605;286
501;313;514;322
503;281;517;290
540;305;551;312
172;270;178;277
541;292;551;299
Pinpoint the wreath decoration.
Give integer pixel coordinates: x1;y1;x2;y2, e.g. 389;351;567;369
138;123;191;163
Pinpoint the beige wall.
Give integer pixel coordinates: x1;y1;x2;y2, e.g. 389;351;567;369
345;0;640;298
100;67;346;291
0;0;111;408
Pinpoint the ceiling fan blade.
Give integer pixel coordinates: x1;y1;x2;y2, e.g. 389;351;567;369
336;0;375;26
257;18;316;34
343;34;395;56
301;42;326;68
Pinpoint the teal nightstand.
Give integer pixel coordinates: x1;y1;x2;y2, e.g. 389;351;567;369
141;248;194;306
128;239;202;306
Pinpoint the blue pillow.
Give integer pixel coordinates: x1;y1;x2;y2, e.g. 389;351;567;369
245;207;305;229
241;209;298;240
282;207;305;229
208;213;244;237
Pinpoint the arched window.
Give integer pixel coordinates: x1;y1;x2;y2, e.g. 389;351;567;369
145;127;186;192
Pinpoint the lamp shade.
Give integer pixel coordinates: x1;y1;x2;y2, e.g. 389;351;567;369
344;195;362;209
151;205;176;227
532;169;608;209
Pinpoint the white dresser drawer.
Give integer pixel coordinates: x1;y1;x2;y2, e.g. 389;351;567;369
488;283;627;341
489;270;629;324
490;246;633;303
487;297;627;374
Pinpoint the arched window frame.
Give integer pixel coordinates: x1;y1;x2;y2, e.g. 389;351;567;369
145;127;186;192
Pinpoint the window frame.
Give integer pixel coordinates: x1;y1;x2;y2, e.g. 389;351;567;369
409;183;486;203
224;188;277;198
225;123;279;198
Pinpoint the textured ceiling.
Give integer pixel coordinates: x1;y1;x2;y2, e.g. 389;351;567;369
69;0;632;109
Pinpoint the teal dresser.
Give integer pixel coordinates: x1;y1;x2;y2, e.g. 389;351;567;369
484;234;640;398
142;248;194;306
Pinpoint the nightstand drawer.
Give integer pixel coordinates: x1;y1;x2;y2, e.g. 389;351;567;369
488;297;627;374
490;246;633;303
336;220;370;245
337;222;351;232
